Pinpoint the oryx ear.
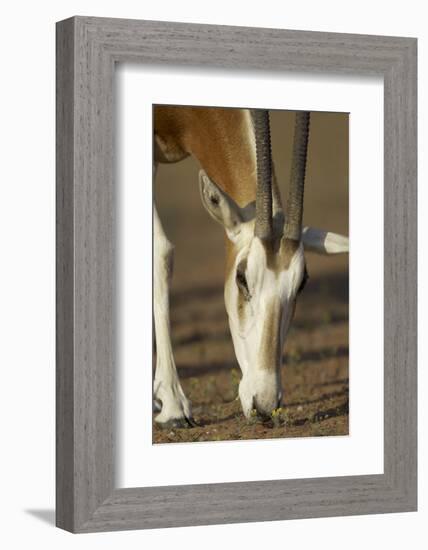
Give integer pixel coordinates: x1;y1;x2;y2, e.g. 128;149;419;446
199;170;243;241
302;226;349;254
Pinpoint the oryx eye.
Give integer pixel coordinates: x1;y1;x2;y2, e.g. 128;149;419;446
298;268;309;294
236;267;251;301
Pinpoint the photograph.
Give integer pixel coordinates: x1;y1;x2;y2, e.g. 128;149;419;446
153;105;349;443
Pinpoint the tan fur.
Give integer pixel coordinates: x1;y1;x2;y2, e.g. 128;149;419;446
155;107;256;202
259;298;282;371
155;106;258;281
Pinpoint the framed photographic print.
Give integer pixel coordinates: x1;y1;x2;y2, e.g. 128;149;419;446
56;16;417;532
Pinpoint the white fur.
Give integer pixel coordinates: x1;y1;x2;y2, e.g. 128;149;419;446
226;239;305;417
153;207;192;424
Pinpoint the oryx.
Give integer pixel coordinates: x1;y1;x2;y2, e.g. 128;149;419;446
153;107;349;427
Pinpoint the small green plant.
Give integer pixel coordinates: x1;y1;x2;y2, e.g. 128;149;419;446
230;368;241;393
247;408;258;425
271;407;288;428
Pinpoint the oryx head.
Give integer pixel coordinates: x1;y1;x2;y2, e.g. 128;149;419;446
199;110;349;419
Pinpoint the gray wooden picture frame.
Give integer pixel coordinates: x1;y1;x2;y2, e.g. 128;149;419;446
56;16;417;533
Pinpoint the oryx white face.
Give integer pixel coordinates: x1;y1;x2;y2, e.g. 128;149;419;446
199;170;349;419
225;232;307;417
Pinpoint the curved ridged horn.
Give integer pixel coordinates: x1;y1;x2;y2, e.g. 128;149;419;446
285;111;311;241
251;109;273;241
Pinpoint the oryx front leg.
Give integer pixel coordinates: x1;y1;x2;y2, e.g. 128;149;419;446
153;207;193;428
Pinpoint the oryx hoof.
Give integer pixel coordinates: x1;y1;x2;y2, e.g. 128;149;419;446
156;416;198;429
153;383;194;428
